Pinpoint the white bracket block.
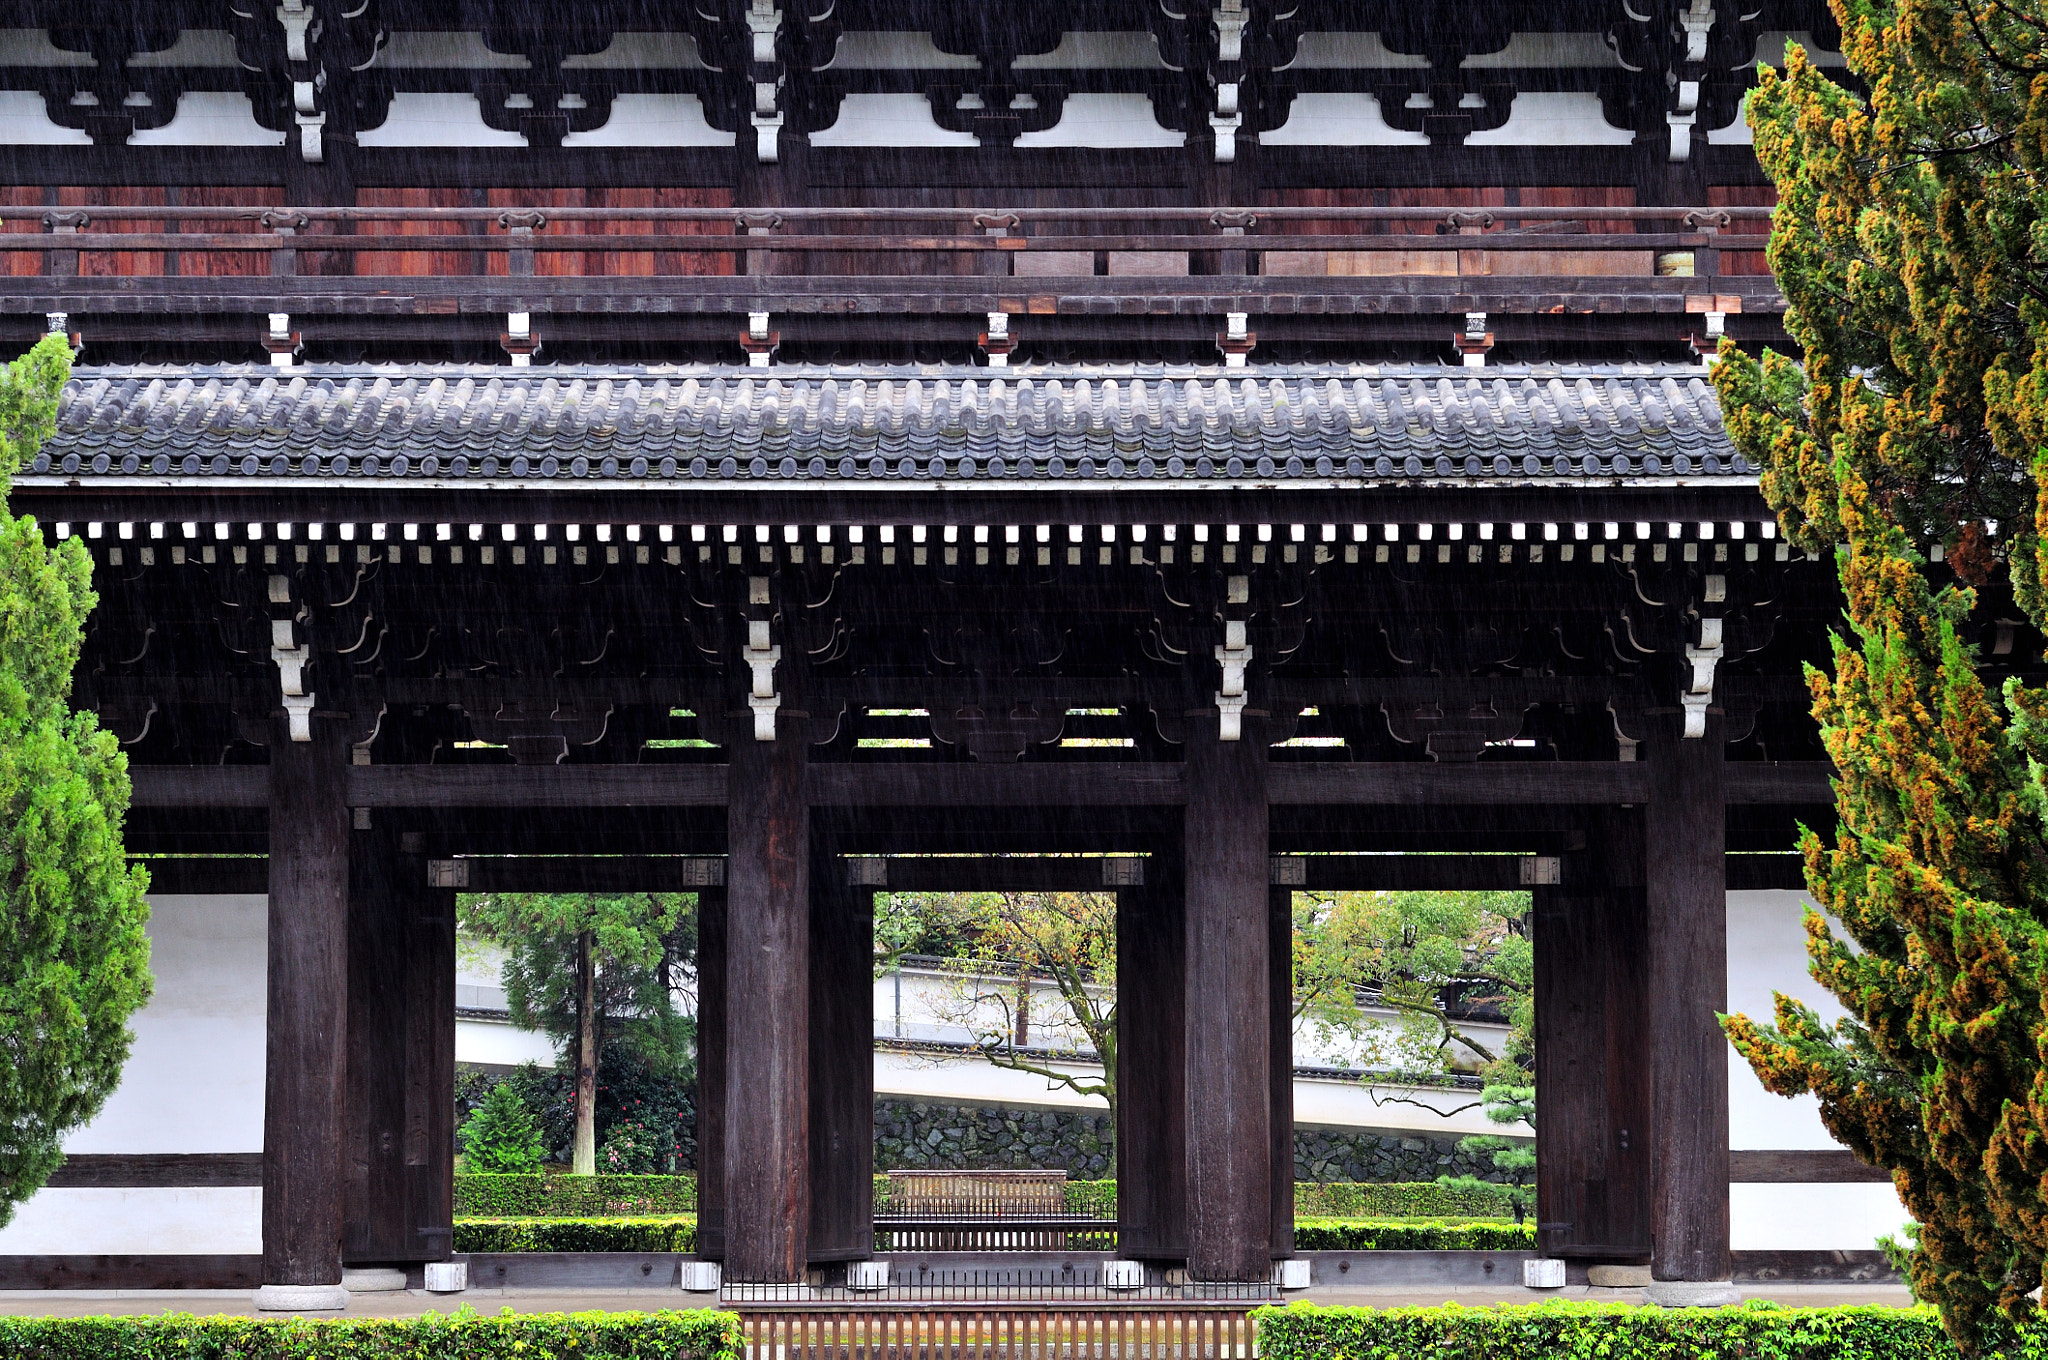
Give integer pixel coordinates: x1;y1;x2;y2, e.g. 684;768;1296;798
1681;617;1724;739
751;110;784;164
679;1260;721;1293
1214;617;1252;741
282;692;316;742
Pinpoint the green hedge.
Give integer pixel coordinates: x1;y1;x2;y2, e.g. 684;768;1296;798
1292;1218;1536;1251
449;1213;1528;1254
1253;1302;2028;1360
1294;1181;1514;1220
0;1310;739;1359
455;1173;697;1217
453;1215;697;1253
458;1175;1509;1221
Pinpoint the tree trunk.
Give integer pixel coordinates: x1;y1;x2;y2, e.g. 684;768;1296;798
572;930;597;1176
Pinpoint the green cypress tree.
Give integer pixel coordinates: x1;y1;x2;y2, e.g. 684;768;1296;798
0;335;153;1226
1710;0;2048;1340
459;1081;545;1175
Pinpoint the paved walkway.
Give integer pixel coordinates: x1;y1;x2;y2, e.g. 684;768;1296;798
0;1281;1916;1318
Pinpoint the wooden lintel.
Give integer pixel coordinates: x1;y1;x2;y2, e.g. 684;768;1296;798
123;760;1835;812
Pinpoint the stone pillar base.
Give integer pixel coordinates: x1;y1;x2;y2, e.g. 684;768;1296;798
341;1266;407;1292
1587;1264;1653;1288
1643;1280;1743;1308
254;1283;349;1312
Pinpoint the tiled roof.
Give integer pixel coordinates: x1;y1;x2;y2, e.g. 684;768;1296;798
31;363;1748;484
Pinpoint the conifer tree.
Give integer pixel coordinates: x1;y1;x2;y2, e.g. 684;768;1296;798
0;335;152;1226
1710;0;2048;1339
459;1081;545;1175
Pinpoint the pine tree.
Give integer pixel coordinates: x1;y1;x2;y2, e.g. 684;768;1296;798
459;1080;545;1175
0;335;152;1226
1710;0;2048;1340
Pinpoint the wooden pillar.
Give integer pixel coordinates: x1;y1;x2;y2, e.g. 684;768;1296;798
1534;810;1651;1262
695;886;728;1260
1116;832;1186;1260
345;825;455;1267
1645;724;1731;1283
1182;727;1272;1281
809;835;874;1262
343;821;405;1266
260;722;351;1303
407;847;457;1264
723;716;811;1282
1269;877;1295;1258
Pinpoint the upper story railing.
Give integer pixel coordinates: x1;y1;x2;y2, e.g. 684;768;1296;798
0;201;1782;359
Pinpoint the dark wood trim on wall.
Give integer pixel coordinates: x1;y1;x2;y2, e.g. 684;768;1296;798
1729;1149;1892;1184
46;1152;264;1188
0;1255;262;1289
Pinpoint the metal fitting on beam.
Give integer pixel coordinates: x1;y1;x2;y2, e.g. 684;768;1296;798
1455;312;1493;368
979;311;1015;368
741;311;778;367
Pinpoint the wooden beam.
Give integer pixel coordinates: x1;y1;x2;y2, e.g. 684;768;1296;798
261;721;351;1292
18;484;1779;533
1729;1150;1890;1184
45;1153;264;1188
1268;763;1652;806
124;760;1838;812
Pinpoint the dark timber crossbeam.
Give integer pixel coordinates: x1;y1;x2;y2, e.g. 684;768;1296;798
125;761;1833;810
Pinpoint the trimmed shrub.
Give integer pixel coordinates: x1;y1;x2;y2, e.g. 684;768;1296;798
0;1309;739;1359
454;1215;697;1254
456;1173;698;1217
458;1083;545;1175
1295;1181;1515;1220
1291;1218;1536;1251
1253;1301;2021;1360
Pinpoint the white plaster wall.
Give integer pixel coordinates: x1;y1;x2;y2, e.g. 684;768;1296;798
0;1188;260;1255
0;894;266;1257
1727;889;1911;1249
810;94;976;148
1466;93;1632;146
358;93;525;147
64;894;267;1154
0;90;91;144
561;94;733;148
128;93;285;147
1259;93;1426;147
458;1015;560;1068
1015;95;1183;149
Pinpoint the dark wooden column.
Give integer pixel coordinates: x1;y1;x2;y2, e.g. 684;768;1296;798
407;846;457;1264
695;885;728;1261
343;820;404;1266
723;715;811;1282
1182;726;1272;1281
1269;875;1295;1258
1116;832;1186;1261
261;722;352;1296
809;837;874;1263
1534;810;1651;1262
345;825;456;1267
1645;723;1732;1282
